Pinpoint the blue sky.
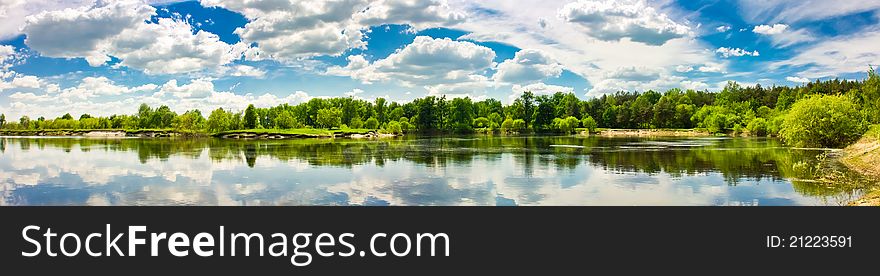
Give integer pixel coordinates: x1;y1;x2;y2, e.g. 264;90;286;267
1;0;879;119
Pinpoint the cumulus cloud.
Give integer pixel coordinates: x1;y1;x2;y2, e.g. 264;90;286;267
327;36;497;95
752;23;813;47
716;25;731;32
200;0;466;61
22;1;246;74
680;80;709;90
785;76;809;83
10;75;40;88
558;0;692;45
753;23;787;35
493;49;564;84
224;65;267;78
697;63;724;73
588;66;684;95
4;75;313;119
715;47;759;58
56;76;156;100
354;0;466;29
159;78;216;99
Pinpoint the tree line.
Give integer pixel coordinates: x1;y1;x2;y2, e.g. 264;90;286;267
2;70;878;147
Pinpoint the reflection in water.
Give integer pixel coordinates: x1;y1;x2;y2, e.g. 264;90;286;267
0;136;871;206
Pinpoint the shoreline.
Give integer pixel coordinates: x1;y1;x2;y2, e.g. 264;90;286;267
841;126;880;206
0;129;398;139
592;128;712;137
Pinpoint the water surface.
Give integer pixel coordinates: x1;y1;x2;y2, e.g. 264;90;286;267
0;136;868;206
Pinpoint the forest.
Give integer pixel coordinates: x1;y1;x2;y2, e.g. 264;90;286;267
2;70;879;148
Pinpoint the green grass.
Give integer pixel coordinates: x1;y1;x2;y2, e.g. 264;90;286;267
215;128;378;137
866;124;880;140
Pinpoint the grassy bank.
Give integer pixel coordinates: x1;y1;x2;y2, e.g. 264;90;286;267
841;125;880;206
214;128;380;138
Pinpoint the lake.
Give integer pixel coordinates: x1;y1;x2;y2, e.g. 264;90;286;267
0;136;870;206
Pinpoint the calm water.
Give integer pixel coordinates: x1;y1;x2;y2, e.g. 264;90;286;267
0;136;870;206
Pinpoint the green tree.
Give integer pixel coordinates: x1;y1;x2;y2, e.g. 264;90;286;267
552;116;580;133
244;104;258;129
275;110;296;129
384;120;403;134
317;107;342;129
746;118;768;136
449;97;474;132
532;97;555;130
364;117;379;129
20;116;31;129
473;117;490;128
207;108;232;132
0;113;5;128
780;95;868;148
581;116;598;133
487;113;502;129
349;117;364;129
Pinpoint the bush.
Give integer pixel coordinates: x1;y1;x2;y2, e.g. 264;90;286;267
364;117;379;129
385;121;403;134
780;95;869;148
473;117;490;128
746;118;768;136
512;119;527;131
552;116;580;133
349;117;364;129
581;116;598;133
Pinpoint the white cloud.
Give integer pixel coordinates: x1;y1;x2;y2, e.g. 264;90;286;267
344;88;364;97
698;63;724;73
22;1;246;74
225;65;266;78
716;25;731;32
785;76;809;83
200;0;466;62
771;30;880;78
715;47;759;58
493;49;564;84
0;0;95;40
675;65;693;73
327;36;497;95
159;78;216;99
737;0;880;24
56;76;155;100
4;75;313;119
753;23;787;35
454;0;717;101
752;24;813;47
587;66;684;96
680;80;708;90
10;75;40;88
354;0;466;29
558;0;693;45
510;82;573;103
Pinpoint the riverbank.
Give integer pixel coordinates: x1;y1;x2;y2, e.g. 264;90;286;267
0;128;397;139
842;125;880;206
215;129;394;139
590;128;712;137
0;129;202;137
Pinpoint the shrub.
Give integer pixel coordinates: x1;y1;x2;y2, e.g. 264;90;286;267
746;118;768;136
364;117;379;129
385;121;403;134
780;95;869;148
473;117;490;128
581;116;598;133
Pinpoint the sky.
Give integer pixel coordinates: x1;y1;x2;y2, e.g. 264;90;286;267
1;0;879;119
